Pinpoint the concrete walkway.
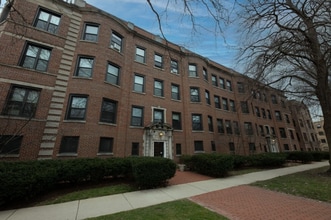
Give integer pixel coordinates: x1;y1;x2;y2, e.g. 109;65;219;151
0;161;328;220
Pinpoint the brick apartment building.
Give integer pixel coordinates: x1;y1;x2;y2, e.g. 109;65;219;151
0;0;320;161
314;119;329;151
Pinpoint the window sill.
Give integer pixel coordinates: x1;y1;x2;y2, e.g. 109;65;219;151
132;91;146;95
104;81;121;88
153;95;165;99
0;154;19;158
97;153;114;156
72;76;93;80
171;99;181;102
57;153;78;157
63;120;86;123
98;122;117;126
194;151;205;154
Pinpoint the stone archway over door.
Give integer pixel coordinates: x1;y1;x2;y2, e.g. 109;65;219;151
143;123;173;159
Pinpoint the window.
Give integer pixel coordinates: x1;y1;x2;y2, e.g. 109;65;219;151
34;9;60;34
219;77;225;89
153;109;164;123
98;137;113;153
318;131;325;136
154;79;164;97
303;133;308;141
194;141;204;152
154;53;163;68
208;116;214;132
176;143;182;155
2;86;40;118
226;80;232;91
225;120;232;134
171;84;180;100
230;100;236;112
131;106;144;126
21;43;51;72
259;125;264;136
214;95;221;109
82;24;99;42
190;87;200;102
106;63;120;85
271;127;276;135
263;93;267;102
285;114;290;123
211;75;217;86
244;122;253;135
233;121;240;135
249;143;256;153
279;128;287;138
133;74;145;93
203;68;208;81
255;107;261;117
205;90;210;105
261;108;266;118
222;98;229;110
131;142;139;156
217;119;224;133
267;110;272;119
275;111;282;121
289;130;295;139
210;141;216;151
0;135;23;155
321;139;327;143
229;142;235;153
281;100;286;108
100;98;117;123
135;47;146;63
66;95;88;120
171;60;178;74
271;94;278;104
192;114;203;131
284;144;289;151
241;101;249;113
59;136;79;154
172;112;182;130
75;57;94;78
189;64;197;77
237;82;245;93
110;32;123;52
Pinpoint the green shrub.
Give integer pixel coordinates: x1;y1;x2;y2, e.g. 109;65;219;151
190;154;234;177
287;151;314;163
310;151;327;162
248;153;287;167
131;157;176;189
178;154;193;169
231;155;249;169
103;157;132;178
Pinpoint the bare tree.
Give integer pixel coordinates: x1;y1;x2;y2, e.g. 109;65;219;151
237;0;331;171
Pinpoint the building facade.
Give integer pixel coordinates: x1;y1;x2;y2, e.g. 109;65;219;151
0;0;319;161
314;119;329;151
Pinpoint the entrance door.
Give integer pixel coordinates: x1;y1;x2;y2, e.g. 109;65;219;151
154;142;164;157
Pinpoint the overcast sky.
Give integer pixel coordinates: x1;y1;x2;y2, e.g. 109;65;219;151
85;0;241;72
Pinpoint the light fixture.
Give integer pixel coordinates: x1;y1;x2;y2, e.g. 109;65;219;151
159;132;164;137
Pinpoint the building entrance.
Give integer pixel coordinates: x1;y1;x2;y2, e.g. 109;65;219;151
154;142;164;157
143;122;173;159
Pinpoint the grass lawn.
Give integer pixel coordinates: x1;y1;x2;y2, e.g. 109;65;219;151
38;184;135;206
251;166;331;203
87;199;228;220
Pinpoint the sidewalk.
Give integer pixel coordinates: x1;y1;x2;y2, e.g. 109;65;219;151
0;161;329;220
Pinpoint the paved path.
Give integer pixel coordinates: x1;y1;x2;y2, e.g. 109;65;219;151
0;161;329;220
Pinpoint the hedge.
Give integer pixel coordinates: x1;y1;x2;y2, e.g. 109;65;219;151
190;154;234;177
131;157;176;189
247;153;287;167
286;151;314;163
0;157;176;207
